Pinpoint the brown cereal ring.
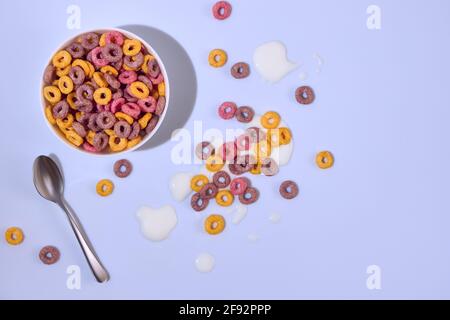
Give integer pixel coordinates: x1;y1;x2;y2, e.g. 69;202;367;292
75;99;94;113
76;84;94;101
145;115;159;134
261;157;279;176
235;154;256;173
238;187;260;205
295;86;315;105
279;180;299;200
93;132;109;151
235;106;255;123
212;1;232;20
39;246;60;265
80;32;99;50
147;59;161;78
204;214;226;235
155;96;166;116
88;114;102;132
128;122;140;140
43;65;56;85
212;171;231;188
96;111;116;129
114;120;132;138
316;151;334;169
200;183;219;200
52;101;69;119
72;121;87;138
231;62;250;79
124;52;144;69
195;141;215;160
114;159;133;178
102;43;123;63
66;42;85;59
104;73;121;90
191;193;209;212
69;66;86;86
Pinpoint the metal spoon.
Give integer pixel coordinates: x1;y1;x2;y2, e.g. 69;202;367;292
33;155;110;283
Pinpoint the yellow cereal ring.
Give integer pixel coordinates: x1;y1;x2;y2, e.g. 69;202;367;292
267;129;281;147
5;227;24;245
86;61;95;78
158;82;165;97
65;130;84;147
205;155;224;172
279;127;292;145
99;33;107;46
52;50;72;68
122;63;137;71
109;135;128;152
138;113;152;129
72;59;89;76
67;92;78;110
58;75;74;94
129;81;150;99
43;86;62;104
250;161;262;175
141;54;155;73
191;175;209;192
104;129;115;136
75;111;83;122
216;190;234;207
86;130;96;145
56;65;71;77
96;179;114;197
208;49;228;68
56;113;74;129
152;90;160;100
45;106;56;125
261;111;281;129
204;215;226;235
93;72;108;88
123;39;142;56
52;79;59;86
316;151;334;169
93;87;112;105
115;112;134;125
254;140;272;158
100;65;118;76
58;126;74;136
127;136;142;149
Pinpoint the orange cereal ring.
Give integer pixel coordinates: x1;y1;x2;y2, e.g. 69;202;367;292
215;190;234;207
52;50;72;68
267;129;281;147
5;227;24;245
96;179;114;197
86;61;95;78
141;55;155;73
72;59;90;76
208;49;228;68
158;82;165;97
56;113;74;129
67;92;78;110
45;106;56;125
205;155;225;172
86;130;96;145
109;135;128;152
93;87;112;105
100;65;118;76
191;175;209;192
253;140;272;158
123;39;142;56
65;130;84;147
115;112;134;125
261;111;281;129
129;81;150;99
204;215;226;235
93;72;108;87
279;127;292;145
316;151;334;169
58;75;74;94
99;33;107;46
138;113;152;129
250;161;262;175
56;65;71;77
127;136;142;149
43;86;62;104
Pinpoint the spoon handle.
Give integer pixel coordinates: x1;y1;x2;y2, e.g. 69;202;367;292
59;199;110;283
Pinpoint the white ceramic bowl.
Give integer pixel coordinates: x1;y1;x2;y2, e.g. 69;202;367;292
40;28;170;156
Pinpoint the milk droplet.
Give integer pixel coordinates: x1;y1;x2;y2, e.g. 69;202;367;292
248;233;260;242
269;212;282;224
195;253;215;273
232;204;248;225
169;172;193;202
137;205;177;242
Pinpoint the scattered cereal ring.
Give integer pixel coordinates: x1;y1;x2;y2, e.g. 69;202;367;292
195;141;215;161
206;155;225;172
231;62;250;79
267;129;281;147
218;141;237;162
52;50;72;68
254;140;272;158
200;183;219;200
123;39;142;56
44;86;62;104
279;180;299;200
215;190;234;207
204;214;226;235
279;127;292;145
191;193;209;212
109;135;128;152
129;81;150;99
208;49;228;68
5;227;24;245
316;151;334;169
295;86;315;105
218;101;237;120
39;246;60;265
250;161;262;175
229;177;250;195
238;187;260;205
114;159;133;178
58;76;74;95
261;157;279;176
236;134;251;151
93;87;112;105
96;179;114;196
246;126;266;143
212;1;232;20
261;111;281;129
212;171;231;188
138;113;152;129
191;175;209;192
235;106;254;123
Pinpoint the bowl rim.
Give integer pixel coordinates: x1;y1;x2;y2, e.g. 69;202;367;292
40;27;170;157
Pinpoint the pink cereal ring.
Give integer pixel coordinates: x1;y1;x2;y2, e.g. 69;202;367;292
118;70;138;84
218;101;237;120
105;31;124;46
122;102;141;119
229;177;249;195
137;96;157;113
212;1;232;20
150;73;164;85
82;142;98;153
236;134;251;151
218;141;237;162
91;47;108;67
111;98;125;113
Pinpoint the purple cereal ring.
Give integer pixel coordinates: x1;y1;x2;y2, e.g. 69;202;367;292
102;43;123;63
229;177;250;195
137;96;156;113
96;111;116;129
76;84;94;101
238;187;260;205
124;87;138;102
114;159;133;178
112;89;123;100
218;101;237;120
261;157;279;176
80;32;99;50
105;31;124;46
212;171;231;189
112;59;123;71
52;101;69;119
218;141;237;162
39;246;60;265
118;70;137;84
83;142;97;153
69;66;86;86
77;112;92;125
147;59;161;78
122;103;141;119
191;193;209;212
75;99;94;113
43;65;56;85
93;132;108;151
66;42;85;59
124;52;144;69
128;122;140;140
145;115;159;134
199;183;219;200
150;73;164;85
195;141;215;160
111;98;125;113
91;47;108;67
235;106;255;123
246;127;266;143
114;120;131;138
236;134;251;151
138;75;153;91
155;96;166;116
104;73;121;89
86;50;93;63
72;121;87;138
88;114;101;132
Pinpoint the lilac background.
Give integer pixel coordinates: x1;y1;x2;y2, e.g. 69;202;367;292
1;0;450;299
